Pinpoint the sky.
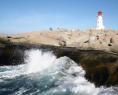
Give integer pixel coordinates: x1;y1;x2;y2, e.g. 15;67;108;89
0;0;118;34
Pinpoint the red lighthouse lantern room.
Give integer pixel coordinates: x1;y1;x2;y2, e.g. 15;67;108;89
98;11;102;16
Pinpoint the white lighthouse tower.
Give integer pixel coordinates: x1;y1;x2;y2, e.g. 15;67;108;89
96;11;105;30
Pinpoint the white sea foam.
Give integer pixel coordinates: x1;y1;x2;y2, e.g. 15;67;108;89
51;56;99;95
0;64;25;79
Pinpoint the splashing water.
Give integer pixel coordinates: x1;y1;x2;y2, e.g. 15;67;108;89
0;49;117;95
25;49;56;74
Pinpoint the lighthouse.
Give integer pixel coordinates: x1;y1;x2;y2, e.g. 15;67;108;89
96;11;105;30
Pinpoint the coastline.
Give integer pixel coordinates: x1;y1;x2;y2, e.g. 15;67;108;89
0;29;118;87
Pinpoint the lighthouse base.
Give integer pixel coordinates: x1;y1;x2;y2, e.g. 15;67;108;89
96;26;105;30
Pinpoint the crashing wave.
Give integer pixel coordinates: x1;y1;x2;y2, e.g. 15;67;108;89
0;49;117;95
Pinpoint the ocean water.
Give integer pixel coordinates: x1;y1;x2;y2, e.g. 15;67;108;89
0;49;118;95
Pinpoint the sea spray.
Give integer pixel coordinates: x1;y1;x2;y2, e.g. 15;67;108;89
25;49;56;74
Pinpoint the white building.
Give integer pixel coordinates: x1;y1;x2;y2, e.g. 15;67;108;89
96;11;105;30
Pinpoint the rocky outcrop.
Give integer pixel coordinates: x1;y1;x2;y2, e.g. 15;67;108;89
2;29;118;53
